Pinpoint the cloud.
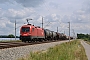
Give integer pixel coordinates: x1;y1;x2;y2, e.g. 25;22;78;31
0;0;90;36
82;0;90;14
71;9;90;23
0;0;45;8
0;0;9;3
1;8;35;23
15;0;45;7
0;19;14;35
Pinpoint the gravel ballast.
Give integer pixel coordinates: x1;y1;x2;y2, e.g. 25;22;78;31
0;40;69;60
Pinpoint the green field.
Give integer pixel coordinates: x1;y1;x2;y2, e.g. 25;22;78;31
18;40;88;60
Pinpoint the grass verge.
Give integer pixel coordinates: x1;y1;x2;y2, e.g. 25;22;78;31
0;40;21;42
18;40;88;60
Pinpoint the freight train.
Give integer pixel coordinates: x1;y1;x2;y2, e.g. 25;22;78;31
20;24;68;42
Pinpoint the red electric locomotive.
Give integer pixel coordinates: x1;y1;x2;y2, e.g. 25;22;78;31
20;19;69;42
20;24;45;42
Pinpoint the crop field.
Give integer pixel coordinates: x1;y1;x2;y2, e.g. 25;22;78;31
18;40;88;60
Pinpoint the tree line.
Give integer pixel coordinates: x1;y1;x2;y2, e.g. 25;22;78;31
77;33;90;41
0;34;19;38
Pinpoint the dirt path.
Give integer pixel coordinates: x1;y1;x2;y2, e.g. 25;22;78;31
81;40;90;60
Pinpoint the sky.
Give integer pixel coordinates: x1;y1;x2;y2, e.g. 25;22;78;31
0;0;90;37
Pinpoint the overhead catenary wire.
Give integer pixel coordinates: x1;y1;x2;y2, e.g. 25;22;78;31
42;0;52;15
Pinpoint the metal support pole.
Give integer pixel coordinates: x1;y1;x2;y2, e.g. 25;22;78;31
57;27;58;33
42;16;43;29
68;22;70;42
64;31;65;34
72;29;75;40
15;20;16;40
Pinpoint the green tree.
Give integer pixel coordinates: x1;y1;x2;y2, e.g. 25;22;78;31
77;33;90;41
7;34;15;38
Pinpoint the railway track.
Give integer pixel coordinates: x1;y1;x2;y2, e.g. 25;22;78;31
0;40;63;49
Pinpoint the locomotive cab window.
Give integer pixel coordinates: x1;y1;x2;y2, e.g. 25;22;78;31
32;28;34;31
22;27;30;32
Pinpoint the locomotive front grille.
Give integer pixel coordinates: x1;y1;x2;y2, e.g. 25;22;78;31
20;35;31;40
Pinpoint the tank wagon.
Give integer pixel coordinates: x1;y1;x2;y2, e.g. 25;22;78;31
20;24;68;42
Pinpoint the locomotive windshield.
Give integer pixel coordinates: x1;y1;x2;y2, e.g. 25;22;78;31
22;27;30;32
